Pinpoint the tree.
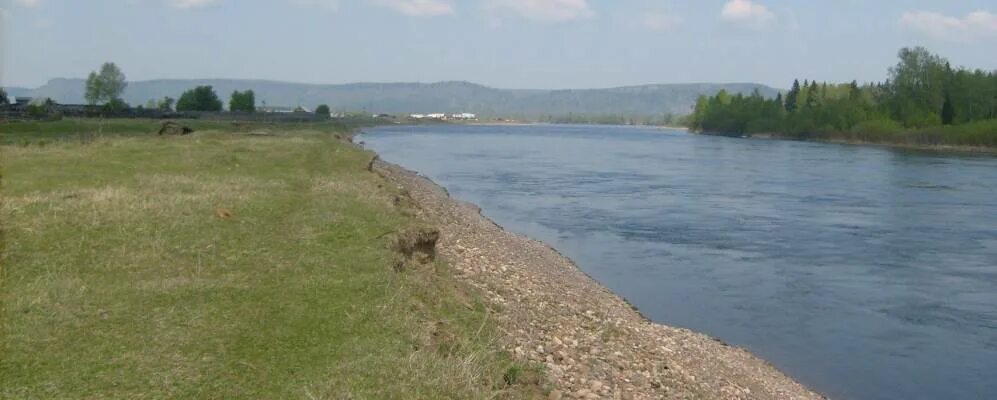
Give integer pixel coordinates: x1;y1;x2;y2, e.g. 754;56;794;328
0;87;8;105
85;62;128;105
805;80;820;109
785;79;800;113
158;96;175;112
229;90;256;113
687;47;996;140
941;93;955;125
315;104;331;117
103;98;130;113
176;86;223;112
26;98;58;119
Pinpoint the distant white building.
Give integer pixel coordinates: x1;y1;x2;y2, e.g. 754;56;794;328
409;112;476;120
450;113;477;120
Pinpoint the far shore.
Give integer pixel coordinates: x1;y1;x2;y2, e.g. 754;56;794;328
699;130;997;156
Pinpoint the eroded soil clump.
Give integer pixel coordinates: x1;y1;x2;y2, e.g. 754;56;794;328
158;121;194;136
391;227;440;271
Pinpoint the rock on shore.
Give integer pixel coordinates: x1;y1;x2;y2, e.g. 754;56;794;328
373;160;825;400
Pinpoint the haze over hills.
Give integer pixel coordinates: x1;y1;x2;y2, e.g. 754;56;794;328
9;79;779;117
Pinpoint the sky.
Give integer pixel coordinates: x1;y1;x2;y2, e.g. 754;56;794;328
1;0;995;89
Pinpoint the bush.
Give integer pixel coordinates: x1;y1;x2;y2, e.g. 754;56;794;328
851;118;902;135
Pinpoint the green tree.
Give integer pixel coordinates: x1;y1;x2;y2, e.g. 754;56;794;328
229;90;256;113
85;62;128;105
158;96;175;112
26;98;59;119
0;87;8;105
315;104;331;117
103;98;130;113
176;86;223;112
785;79;800;113
941;93;955;125
801;80;819;109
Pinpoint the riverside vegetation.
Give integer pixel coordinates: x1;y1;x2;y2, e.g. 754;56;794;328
0;120;544;398
689;47;997;148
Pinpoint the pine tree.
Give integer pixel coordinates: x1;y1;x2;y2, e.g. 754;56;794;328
849;81;861;101
785;79;801;113
941;92;955;125
806;81;820;108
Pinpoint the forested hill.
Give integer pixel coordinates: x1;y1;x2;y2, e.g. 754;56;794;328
14;79;777;118
689;47;997;148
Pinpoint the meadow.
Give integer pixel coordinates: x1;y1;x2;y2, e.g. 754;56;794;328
1;120;541;398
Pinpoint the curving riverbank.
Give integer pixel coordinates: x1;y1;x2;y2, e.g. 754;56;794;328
699;131;997;156
371;158;825;400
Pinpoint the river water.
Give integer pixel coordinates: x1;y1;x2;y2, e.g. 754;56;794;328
361;124;997;400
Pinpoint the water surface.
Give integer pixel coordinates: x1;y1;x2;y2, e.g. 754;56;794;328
362;124;997;400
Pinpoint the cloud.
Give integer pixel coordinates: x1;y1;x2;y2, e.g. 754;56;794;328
900;10;997;42
168;0;221;9
488;0;593;22
14;0;42;8
721;0;775;30
641;12;683;32
370;0;454;16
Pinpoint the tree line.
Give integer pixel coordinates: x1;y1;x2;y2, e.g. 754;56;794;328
688;47;997;146
75;62;332;116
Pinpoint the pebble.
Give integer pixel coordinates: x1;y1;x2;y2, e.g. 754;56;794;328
382;161;824;400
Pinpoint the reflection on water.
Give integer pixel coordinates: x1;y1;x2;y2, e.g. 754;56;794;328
363;124;997;400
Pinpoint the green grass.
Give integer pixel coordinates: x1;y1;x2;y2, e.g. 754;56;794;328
791;119;997;149
0;117;379;145
1;123;541;398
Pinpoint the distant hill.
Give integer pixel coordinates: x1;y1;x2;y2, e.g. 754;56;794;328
8;79;779;117
3;87;33;98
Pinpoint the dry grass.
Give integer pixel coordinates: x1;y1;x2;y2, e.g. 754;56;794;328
1;127;540;399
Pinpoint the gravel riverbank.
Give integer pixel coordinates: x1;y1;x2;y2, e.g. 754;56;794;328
373;159;825;400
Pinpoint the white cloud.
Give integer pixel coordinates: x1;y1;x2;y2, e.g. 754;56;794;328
641;12;683;32
488;0;593;22
168;0;221;9
14;0;42;8
370;0;454;17
900;10;997;42
721;0;775;30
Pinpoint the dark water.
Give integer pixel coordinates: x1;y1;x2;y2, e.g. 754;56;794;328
361;124;997;400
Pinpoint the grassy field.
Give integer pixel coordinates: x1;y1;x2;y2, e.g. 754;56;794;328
1;121;541;398
0;117;389;145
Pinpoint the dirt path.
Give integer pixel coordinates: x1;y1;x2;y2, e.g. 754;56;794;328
374;160;825;400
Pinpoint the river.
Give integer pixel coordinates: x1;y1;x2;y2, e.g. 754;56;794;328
361;124;997;400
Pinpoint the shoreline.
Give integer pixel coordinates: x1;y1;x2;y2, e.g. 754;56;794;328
700;131;997;156
368;152;824;399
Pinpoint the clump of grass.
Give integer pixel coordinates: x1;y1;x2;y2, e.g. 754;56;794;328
1;127;539;398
